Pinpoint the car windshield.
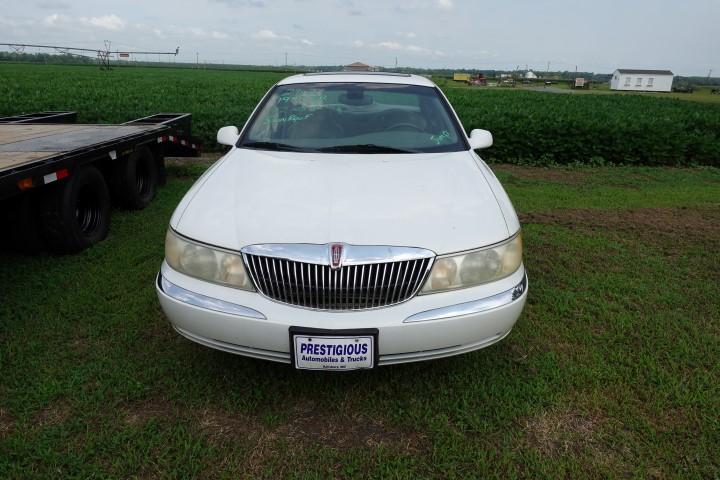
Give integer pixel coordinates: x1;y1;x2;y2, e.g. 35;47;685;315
238;82;467;154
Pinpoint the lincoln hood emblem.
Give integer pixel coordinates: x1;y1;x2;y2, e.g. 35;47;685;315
330;243;344;269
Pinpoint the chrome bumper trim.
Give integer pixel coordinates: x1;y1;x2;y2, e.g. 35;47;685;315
403;273;527;323
378;329;512;365
157;273;266;320
173;325;290;363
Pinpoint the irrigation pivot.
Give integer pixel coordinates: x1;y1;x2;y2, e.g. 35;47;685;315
0;42;180;70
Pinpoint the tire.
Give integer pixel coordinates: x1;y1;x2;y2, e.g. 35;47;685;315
111;145;158;210
39;165;111;254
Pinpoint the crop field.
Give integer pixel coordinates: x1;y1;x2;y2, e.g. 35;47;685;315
1;63;719;166
1;163;719;478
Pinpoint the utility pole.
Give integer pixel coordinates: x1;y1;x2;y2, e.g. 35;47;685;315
708;68;713;81
196;52;199;68
395;57;398;70
547;61;550;73
285;52;288;68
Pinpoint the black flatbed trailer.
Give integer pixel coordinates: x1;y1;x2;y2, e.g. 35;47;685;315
0;111;201;253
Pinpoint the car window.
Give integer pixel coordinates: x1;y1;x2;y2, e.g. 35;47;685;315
238;82;467;153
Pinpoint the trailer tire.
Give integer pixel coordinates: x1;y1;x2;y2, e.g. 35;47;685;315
112;146;158;210
39;166;111;254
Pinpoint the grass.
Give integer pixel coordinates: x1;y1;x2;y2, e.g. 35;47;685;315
1;163;719;478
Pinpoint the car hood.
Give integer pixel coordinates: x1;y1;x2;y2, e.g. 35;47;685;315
172;148;510;255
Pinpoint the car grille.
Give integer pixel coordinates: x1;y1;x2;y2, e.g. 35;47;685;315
244;254;433;310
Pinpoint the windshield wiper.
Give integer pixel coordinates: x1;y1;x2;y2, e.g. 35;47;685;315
241;141;312;152
317;144;417;154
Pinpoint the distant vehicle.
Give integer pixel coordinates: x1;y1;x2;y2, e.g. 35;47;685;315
499;74;516;87
156;72;528;371
672;81;695;93
470;73;487;86
0;112;199;253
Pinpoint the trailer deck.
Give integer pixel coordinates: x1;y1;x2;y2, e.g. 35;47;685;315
0;123;163;171
0;112;198;200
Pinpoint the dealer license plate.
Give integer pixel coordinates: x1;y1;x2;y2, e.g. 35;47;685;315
292;333;375;371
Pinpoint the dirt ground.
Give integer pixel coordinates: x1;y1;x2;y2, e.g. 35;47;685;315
165;152;224;166
492;164;589;184
520;207;720;252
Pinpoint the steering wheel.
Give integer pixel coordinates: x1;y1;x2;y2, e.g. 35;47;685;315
385;123;423;132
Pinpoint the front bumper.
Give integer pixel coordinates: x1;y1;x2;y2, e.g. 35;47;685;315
156;261;528;366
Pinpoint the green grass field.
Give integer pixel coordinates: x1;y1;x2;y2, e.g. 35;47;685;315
1;63;719;166
1;164;718;478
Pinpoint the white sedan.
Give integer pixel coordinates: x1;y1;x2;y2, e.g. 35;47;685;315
156;72;527;370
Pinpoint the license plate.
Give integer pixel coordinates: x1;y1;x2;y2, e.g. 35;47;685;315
290;328;377;371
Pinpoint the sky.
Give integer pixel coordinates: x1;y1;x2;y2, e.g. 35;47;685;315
1;0;718;75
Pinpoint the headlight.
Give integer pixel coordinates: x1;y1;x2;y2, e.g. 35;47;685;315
420;232;522;294
164;229;255;291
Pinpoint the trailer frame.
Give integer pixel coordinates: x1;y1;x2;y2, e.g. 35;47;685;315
0;111;201;253
0;111;199;200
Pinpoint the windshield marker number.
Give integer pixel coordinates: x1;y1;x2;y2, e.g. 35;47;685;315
430;130;451;145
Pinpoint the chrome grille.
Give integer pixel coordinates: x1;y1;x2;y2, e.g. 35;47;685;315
244;254;432;310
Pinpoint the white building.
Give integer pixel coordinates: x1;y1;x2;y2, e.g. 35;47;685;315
525;70;538;79
610;69;674;92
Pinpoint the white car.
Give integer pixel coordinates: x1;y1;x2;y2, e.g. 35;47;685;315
156;72;527;370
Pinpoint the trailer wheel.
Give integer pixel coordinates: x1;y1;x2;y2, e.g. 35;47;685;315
39;166;111;254
112;146;158;210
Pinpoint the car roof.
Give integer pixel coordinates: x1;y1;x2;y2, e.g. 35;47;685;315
277;71;437;87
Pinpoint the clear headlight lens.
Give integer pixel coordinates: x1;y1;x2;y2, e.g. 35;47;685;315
421;232;523;294
164;229;254;291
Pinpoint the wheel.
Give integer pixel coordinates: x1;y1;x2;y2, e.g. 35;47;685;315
111;145;158;210
39;165;111;254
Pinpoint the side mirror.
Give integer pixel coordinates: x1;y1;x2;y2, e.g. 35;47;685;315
468;129;493;150
217;126;239;146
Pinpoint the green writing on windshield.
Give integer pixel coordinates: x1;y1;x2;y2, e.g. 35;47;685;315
430;130;451;145
263;113;314;125
277;89;328;107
